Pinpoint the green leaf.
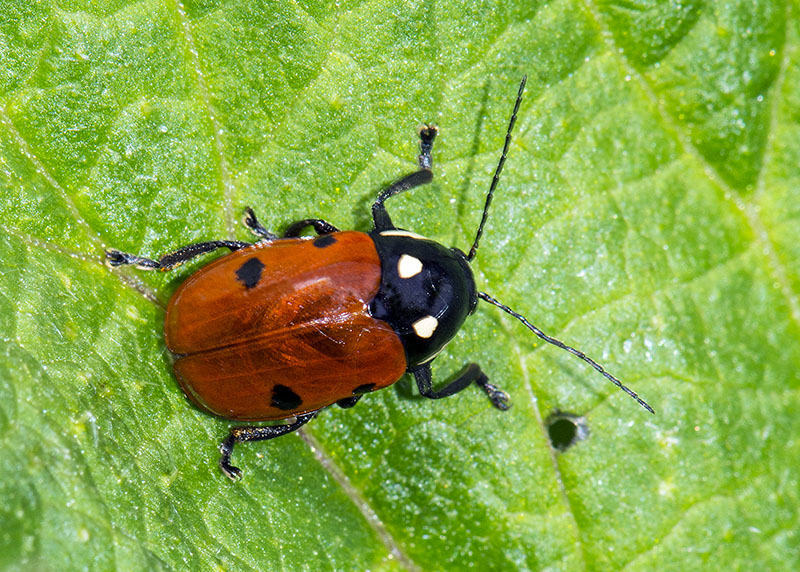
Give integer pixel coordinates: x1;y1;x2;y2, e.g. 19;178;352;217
1;0;799;570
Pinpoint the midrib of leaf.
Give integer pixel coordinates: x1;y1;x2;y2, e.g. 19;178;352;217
5;2;792;569
298;430;421;572
514;345;590;571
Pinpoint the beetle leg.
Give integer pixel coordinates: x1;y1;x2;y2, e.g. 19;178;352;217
411;362;511;411
219;411;318;480
105;240;251;271
371;125;438;231
283;219;340;238
242;207;278;240
336;395;361;409
417;124;437;170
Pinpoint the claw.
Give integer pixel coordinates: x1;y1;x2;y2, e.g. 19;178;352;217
105;249;129;267
219;436;243;481
484;382;511;411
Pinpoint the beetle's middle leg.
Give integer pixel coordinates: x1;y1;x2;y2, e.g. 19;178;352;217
242;207;279;240
244;201;339;238
283;219;340;237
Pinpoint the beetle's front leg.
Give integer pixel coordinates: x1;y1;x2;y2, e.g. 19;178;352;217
371;125;438;232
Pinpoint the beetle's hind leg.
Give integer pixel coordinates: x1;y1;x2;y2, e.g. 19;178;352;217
219;411;318;480
106;239;251;271
411;362;510;410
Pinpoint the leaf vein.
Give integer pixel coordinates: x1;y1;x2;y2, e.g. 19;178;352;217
171;0;236;238
581;0;800;330
297;428;422;572
0;108;103;247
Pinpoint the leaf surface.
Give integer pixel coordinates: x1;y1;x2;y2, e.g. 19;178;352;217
1;1;798;570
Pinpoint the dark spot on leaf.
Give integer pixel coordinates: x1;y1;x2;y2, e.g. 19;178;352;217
546;411;589;452
313;234;337;248
235;257;265;289
352;383;376;395
271;384;302;411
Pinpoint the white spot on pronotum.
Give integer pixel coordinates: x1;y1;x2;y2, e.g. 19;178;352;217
412;315;438;338
380;229;427;240
397;254;422;278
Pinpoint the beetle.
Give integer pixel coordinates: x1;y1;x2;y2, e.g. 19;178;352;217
107;77;653;480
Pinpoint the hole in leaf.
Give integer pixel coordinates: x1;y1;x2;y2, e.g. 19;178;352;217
546;411;589;452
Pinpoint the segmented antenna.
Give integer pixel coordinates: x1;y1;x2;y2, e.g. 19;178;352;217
478;291;655;414
467;76;527;261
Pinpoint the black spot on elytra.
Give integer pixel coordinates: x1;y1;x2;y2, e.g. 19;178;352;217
352;383;376;395
313;234;337;248
271;384;303;411
235;257;265;289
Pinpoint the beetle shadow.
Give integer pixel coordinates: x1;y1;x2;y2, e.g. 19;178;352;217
394;374;416;400
352;185;379;231
349;80;493;235
453;79;491;239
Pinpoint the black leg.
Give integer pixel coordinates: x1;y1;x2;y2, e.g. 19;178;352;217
106;239;251;271
336;395;361;409
411;362;510;410
372;125;438;232
283;219;340;238
417;124;437;170
243;207;278;240
219;412;318;480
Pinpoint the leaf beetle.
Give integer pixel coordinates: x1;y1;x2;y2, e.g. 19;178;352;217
107;77;653;480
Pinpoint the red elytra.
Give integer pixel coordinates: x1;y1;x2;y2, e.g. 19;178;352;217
165;231;406;421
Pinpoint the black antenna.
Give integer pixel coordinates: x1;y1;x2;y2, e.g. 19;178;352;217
478;292;655;414
467;76;527;262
